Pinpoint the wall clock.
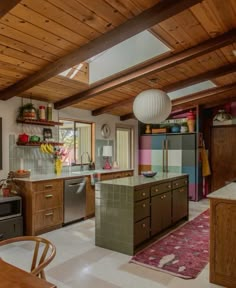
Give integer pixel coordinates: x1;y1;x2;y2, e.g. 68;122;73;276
101;124;111;138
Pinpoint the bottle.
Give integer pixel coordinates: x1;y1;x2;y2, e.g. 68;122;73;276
39;106;46;120
47;103;52;121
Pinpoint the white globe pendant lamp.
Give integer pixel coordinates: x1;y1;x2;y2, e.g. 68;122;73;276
133;89;172;124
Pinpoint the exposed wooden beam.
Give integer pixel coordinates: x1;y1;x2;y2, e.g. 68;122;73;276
172;83;236;107
0;0;21;18
121;83;236;121
0;0;203;101
120;113;136;121
55;29;236;109
163;63;236;92
93;63;236;116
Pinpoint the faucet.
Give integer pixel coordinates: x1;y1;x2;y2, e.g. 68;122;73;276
80;152;91;171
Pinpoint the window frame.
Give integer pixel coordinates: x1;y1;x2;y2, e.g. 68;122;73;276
59;118;95;165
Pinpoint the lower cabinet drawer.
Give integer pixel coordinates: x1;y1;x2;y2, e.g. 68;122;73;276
151;181;171;197
134;199;150;222
0;216;23;240
34;207;63;232
34;190;63;212
134;217;150;246
172;177;188;189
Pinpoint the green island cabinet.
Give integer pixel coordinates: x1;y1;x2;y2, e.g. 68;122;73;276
95;173;188;255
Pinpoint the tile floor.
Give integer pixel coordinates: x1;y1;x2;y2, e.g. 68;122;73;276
0;198;222;287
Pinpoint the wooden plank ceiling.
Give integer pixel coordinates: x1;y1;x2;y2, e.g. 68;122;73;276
0;0;235;120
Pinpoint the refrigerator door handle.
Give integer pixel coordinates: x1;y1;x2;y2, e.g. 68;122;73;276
165;139;168;172
162;140;165;172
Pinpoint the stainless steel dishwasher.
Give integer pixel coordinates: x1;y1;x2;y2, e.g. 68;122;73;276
63;177;86;225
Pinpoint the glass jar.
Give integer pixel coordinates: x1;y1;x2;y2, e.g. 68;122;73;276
47;103;52;121
39;106;46;120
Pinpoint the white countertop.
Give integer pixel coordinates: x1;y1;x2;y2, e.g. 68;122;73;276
99;172;187;187
207;182;236;200
14;168;134;182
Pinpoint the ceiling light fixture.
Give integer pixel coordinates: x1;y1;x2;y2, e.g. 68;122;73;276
133;89;172;123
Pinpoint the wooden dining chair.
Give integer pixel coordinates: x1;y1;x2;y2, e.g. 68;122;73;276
0;236;56;280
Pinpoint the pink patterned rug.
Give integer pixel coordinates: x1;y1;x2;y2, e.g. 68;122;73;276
130;209;209;279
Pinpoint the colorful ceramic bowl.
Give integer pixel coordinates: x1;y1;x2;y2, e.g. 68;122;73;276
142;171;157;177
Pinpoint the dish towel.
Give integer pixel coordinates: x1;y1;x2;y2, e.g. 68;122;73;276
90;173;101;186
201;145;211;177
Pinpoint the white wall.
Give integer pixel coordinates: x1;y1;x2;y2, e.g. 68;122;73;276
0;97;138;179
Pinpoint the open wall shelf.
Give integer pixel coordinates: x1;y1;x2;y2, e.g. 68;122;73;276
16;119;63;126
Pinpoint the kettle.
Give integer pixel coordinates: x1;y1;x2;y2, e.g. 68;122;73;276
30;135;40;142
18;133;29;143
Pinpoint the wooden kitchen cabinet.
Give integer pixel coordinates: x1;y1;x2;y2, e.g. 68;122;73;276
86;177;95;217
100;170;134;181
16;179;63;235
151;191;172;236
209;198;236;287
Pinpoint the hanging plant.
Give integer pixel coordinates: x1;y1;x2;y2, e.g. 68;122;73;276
17;103;37;120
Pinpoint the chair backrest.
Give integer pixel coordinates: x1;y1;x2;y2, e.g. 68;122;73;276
0;236;56;280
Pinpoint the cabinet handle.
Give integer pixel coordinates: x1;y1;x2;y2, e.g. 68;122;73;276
168;185;171;188
175;183;179;186
44;185;53;189
45;212;53;216
45;194;53;198
142;203;146;208
155;188;159;192
142;192;146;197
163;194;166;198
142;223;146;228
160;196;163;200
179;188;184;193
185;180;187;184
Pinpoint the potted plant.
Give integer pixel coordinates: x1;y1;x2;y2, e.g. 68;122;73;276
18;103;37;120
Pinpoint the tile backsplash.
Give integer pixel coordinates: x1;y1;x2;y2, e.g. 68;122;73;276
9;134;114;175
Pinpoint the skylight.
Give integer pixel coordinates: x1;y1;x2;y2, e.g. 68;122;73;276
167;81;217;100
88;30;170;84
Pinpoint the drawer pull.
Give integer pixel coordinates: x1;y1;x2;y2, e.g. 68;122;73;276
142;203;146;208
175;183;179;186
44;185;53;189
163;194;166;198
45;212;53;216
45;194;53;198
155;188;159;192
142;192;146;196
168;185;171;188
179;188;184;193
142;223;146;228
185;180;187;184
160;196;163;200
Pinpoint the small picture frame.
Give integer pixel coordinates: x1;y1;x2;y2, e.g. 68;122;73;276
43;128;52;141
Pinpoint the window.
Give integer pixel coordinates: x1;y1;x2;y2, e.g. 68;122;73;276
115;125;134;169
59;119;94;165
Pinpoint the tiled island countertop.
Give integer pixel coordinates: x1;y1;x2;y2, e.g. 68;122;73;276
99;172;188;187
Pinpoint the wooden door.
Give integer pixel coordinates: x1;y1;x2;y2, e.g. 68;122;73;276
211;126;236;191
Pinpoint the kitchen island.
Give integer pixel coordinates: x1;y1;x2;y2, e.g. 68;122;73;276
208;182;236;288
95;172;188;255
